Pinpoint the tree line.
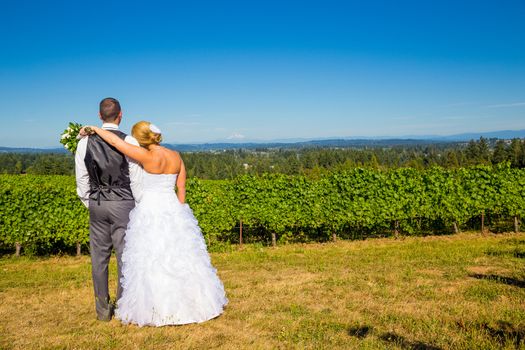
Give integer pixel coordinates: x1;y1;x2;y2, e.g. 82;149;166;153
0;153;74;175
1;137;525;179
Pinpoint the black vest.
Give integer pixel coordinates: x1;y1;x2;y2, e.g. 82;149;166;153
84;130;134;204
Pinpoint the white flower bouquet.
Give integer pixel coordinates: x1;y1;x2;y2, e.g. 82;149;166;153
60;122;83;154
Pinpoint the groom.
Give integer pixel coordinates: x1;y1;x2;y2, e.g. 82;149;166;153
75;97;142;321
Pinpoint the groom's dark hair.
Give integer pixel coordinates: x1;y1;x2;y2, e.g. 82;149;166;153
99;97;121;122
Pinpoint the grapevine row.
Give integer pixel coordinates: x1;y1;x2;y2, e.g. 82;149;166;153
1;164;524;254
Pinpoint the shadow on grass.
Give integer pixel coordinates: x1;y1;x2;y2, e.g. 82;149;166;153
347;325;372;339
468;273;525;288
347;326;442;349
485;249;525;259
456;320;525;348
378;332;443;350
515;251;525;259
510;251;525;259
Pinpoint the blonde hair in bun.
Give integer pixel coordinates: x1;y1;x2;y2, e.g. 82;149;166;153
131;121;163;148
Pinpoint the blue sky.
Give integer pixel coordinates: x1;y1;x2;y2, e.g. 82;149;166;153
0;0;524;147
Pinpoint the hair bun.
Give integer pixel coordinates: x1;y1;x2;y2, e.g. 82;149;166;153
132;120;163;148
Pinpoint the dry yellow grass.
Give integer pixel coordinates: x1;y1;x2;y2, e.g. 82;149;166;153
1;232;524;349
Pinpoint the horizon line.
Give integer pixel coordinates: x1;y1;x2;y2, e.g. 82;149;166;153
2;128;525;149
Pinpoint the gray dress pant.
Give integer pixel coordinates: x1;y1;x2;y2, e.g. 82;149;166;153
89;199;135;320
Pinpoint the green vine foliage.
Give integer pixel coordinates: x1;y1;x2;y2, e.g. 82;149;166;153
0;175;88;253
186;178;237;245
1;163;524;254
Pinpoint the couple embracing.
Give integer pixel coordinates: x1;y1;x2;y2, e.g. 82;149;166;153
75;97;227;326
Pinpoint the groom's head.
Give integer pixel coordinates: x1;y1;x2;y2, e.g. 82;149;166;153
99;97;122;125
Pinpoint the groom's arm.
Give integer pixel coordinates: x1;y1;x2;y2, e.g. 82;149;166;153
125;135;143;203
74;137;90;208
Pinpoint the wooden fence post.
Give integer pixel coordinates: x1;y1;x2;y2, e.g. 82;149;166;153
394;220;400;238
76;242;81;257
481;211;485;234
239;219;243;246
514;216;520;233
271;232;276;247
453;222;459;234
15;242;21;257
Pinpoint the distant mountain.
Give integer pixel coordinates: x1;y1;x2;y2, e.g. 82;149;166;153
0;146;67;154
271;130;525;143
428;129;525;141
163;139;451;152
164;129;525;151
1;129;523;153
171;129;525;146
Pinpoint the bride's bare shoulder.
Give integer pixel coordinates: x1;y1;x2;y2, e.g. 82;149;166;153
168;148;181;158
162;147;182;164
170;148;180;155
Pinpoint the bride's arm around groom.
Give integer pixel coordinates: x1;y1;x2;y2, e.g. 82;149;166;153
80;122;187;204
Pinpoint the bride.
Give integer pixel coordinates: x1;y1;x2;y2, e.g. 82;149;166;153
81;121;228;326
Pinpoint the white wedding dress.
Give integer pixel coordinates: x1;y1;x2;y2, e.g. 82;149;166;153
115;172;228;326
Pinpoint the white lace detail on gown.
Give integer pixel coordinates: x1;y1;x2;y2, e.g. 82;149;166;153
115;172;228;326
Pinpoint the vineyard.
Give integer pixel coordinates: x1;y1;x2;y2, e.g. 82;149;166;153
1;163;524;255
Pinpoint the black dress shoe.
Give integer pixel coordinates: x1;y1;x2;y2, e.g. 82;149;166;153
96;304;114;322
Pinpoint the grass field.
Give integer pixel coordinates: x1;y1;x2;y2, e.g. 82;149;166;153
1;232;524;349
